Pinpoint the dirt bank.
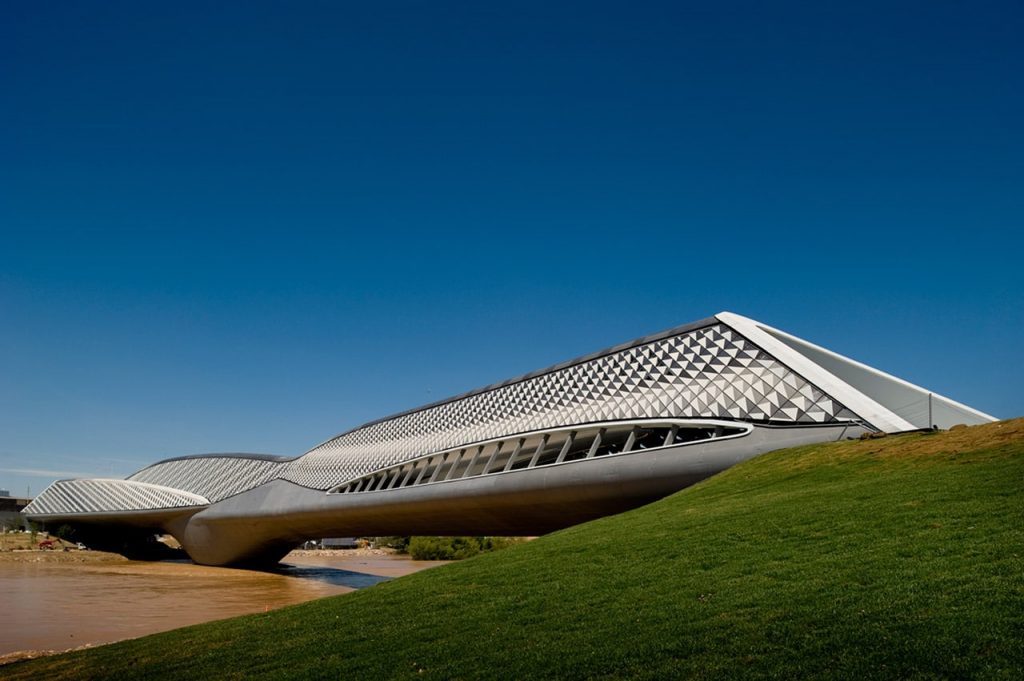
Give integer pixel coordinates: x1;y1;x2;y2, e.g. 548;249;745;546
0;533;127;564
286;546;398;558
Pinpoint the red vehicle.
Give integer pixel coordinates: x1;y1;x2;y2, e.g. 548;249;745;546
38;539;57;550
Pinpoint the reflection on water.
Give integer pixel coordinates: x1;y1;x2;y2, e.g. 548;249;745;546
273;564;391;589
0;553;444;656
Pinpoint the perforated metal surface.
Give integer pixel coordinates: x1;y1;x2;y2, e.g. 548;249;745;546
23;479;208;516
128;456;284;503
282;322;858;490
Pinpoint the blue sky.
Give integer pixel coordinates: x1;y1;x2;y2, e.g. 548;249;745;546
2;1;1022;496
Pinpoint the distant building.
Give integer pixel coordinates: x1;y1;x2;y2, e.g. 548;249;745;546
23;312;994;566
1;495;32;531
321;537;357;549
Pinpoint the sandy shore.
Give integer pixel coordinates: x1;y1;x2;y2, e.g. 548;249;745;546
287;546;398;558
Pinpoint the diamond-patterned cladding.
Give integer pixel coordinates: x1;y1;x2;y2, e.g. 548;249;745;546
129;457;283;503
23;479;208;515
282;323;858;489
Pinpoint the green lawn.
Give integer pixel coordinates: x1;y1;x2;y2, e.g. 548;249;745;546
5;419;1023;680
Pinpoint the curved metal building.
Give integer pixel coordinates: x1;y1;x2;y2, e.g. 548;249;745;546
24;312;994;566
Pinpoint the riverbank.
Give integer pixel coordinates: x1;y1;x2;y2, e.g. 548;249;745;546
0;544;398;564
0;549;126;564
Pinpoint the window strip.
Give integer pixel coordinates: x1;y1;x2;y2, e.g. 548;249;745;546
503;438;526;472
623;427;639;453
554;431;576;464
428;452;451;483
528;434;550;469
413;456;434;486
444;449;468;481
586;429;606;458
462;445;485;479
483;441;504;474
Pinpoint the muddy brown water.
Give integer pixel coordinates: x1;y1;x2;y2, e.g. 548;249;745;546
0;552;445;656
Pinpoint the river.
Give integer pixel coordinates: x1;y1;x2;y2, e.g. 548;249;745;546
0;551;445;657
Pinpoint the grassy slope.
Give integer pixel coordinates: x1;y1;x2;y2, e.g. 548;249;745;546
5;420;1023;680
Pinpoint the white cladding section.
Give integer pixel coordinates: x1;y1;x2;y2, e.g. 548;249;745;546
23;479;208;516
128;456;284;503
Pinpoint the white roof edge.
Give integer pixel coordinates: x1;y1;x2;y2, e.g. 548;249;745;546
716;311;919;432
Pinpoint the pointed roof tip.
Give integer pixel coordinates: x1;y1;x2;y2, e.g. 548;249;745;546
718;311;996;429
715;311;753;325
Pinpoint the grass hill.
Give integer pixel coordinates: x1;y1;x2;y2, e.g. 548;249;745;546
4;419;1023;680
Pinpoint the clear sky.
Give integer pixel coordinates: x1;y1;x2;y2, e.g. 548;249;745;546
2;1;1022;497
